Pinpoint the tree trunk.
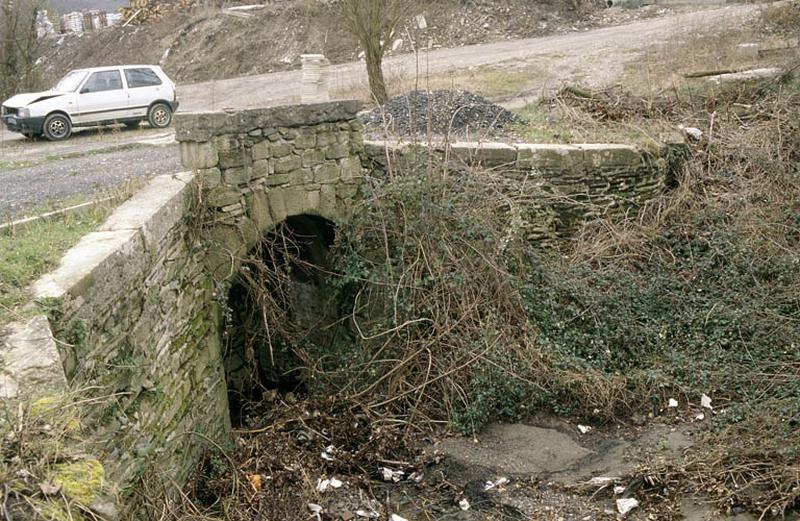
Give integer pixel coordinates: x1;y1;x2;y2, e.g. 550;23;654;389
365;47;389;104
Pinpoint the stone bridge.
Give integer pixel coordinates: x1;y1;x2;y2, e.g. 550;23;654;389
0;100;684;516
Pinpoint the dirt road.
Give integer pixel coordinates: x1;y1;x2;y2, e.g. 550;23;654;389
179;3;760;112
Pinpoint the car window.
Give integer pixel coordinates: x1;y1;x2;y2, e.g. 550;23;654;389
124;68;163;88
54;70;88;92
82;71;123;93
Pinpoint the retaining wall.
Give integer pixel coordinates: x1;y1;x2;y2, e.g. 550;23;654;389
364;140;684;242
30;171;230;499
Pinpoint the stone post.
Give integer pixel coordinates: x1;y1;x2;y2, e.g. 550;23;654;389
300;54;330;103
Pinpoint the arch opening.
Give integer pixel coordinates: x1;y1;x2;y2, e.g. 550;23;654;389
223;215;350;424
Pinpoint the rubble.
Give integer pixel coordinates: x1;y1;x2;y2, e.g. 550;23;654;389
120;0;196;25
363;90;523;137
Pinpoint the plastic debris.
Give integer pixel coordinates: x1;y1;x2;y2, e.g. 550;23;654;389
614;485;627;495
682;126;704;140
321;445;336;461
587;476;619;486
381;467;405;482
408;471;424;483
356;509;380;518
668;398;679;408
316;477;343;492
390;515;409;521
617;498;639;515
458;498;471;511
484;477;510;490
308;503;324;521
577;424;592;434
701;394;713;410
695;412;705;421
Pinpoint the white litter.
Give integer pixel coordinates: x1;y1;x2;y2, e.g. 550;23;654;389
356;509;380;518
577;424;592;434
587;476;619;486
316;477;344;493
484;477;510;490
321;445;336;461
458;498;471;511
668;398;679;408
701;394;713;410
682;127;704;140
390;515;409;521
408;471;424;483
308;503;323;520
616;498;640;515
381;467;405;482
614;485;627;495
695;412;705;421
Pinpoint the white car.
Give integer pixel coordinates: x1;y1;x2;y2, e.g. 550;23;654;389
1;65;179;141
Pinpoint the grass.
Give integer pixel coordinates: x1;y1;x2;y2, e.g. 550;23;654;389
0;208;111;324
332;61;541;104
511;96;680;144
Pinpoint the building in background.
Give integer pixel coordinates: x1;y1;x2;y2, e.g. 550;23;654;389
57;8;120;34
35;9;57;38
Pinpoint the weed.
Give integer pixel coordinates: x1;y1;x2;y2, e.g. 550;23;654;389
0;210;108;324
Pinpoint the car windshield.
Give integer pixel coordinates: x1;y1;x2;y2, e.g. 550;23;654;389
53;70;88;92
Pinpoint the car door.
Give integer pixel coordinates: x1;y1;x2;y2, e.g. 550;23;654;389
123;67;165;119
74;69;128;125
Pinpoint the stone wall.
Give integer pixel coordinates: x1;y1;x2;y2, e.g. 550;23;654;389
31;172;230;500
175;101;365;283
363;140;684;243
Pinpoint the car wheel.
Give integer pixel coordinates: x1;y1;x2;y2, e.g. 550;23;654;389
43;114;72;141
148;103;172;128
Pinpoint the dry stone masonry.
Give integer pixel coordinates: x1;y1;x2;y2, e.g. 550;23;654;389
31;172;230;496
176;101;366;282
363;139;684;242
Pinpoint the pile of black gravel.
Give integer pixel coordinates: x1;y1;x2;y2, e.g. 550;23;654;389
362;90;523;136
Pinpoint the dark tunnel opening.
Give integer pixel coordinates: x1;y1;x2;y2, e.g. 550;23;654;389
224;214;341;425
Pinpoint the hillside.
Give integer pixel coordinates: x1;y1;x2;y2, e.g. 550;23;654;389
35;0;616;86
46;0;128;13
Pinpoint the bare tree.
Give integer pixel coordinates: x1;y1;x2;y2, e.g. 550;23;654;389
0;0;43;101
337;0;411;105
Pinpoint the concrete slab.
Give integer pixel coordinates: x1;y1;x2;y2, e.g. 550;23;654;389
0;316;67;400
439;424;593;476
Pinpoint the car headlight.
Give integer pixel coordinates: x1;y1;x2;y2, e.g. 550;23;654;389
18;108;30;119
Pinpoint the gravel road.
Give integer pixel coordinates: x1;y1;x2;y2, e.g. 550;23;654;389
178;3;760;112
0;145;180;220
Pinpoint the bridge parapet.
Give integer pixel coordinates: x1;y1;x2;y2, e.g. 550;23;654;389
175;101;365;281
363;139;686;241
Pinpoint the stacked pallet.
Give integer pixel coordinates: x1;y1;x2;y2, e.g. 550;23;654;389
119;0;196;25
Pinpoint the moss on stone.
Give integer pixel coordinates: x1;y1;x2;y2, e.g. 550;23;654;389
30;500;85;521
50;459;105;505
30;395;82;434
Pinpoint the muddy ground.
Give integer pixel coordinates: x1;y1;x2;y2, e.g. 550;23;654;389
190;395;783;521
